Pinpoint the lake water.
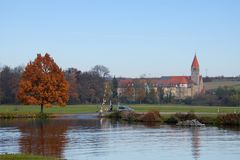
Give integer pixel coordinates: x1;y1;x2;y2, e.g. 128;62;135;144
0;115;240;160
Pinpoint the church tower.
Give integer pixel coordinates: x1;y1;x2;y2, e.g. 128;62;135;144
191;54;200;85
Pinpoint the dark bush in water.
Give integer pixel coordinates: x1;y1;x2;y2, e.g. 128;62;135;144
164;116;179;124
139;111;162;122
198;116;217;125
120;111;139;122
174;112;197;121
217;114;240;126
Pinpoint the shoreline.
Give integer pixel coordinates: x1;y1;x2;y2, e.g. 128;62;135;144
105;111;240;127
0;112;226;119
1;111;239;127
0;111;236;119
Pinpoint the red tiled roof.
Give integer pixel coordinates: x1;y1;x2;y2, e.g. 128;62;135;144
118;76;192;88
156;76;191;85
117;55;201;88
118;79;134;88
191;55;199;69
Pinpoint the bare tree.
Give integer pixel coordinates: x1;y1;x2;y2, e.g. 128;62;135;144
91;65;110;78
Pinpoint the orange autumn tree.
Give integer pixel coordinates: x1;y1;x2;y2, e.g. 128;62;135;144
17;53;69;113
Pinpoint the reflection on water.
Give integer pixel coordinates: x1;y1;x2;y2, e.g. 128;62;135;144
0;116;240;160
19;119;69;158
191;128;200;160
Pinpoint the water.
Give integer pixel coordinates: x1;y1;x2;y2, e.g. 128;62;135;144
0;115;240;160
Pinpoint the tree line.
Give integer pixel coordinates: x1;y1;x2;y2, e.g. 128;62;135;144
0;64;112;105
1;64;239;106
0;53;239;107
0;65;23;104
184;86;240;106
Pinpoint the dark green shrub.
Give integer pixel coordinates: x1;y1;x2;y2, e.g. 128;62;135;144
36;113;49;119
174;112;198;121
107;111;122;119
164;116;179;124
139;111;162;122
120;111;139;122
217;114;240;126
0;113;15;119
198;116;217;125
184;97;192;105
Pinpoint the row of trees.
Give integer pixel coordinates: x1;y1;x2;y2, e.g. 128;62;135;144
0;66;23;104
0;66;169;106
184;86;240;106
0;54;120;112
65;67;106;104
0;55;115;105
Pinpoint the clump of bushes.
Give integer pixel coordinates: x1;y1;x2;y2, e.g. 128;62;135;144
164;115;179;124
107;111;139;121
107;111;240;126
198;116;217;125
36;113;50;119
174;112;197;121
138;110;162;122
106;111;122;119
108;110;163;122
120;111;139;122
217;113;240;126
163;112;198;124
0;113;15;119
169;113;240;126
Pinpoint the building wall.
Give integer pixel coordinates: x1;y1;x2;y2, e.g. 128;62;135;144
190;77;204;97
175;87;192;99
118;81;204;100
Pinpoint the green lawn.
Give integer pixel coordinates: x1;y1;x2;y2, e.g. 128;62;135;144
0;105;99;114
0;154;57;160
0;104;240;114
130;104;240;113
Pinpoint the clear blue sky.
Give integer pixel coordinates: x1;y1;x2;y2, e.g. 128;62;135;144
0;0;239;77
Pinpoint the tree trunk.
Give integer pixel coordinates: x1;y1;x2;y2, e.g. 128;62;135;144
40;104;43;113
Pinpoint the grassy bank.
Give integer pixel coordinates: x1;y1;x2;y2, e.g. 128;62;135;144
0;104;239;126
0;112;51;119
0;105;99;114
0;104;240;120
0;154;57;160
130;104;240;113
0;104;239;114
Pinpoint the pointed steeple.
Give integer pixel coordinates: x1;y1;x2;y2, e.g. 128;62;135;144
191;54;199;69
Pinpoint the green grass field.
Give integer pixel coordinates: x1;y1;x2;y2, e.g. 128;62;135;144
0;104;240;114
0;154;57;160
131;104;240;113
0;105;99;114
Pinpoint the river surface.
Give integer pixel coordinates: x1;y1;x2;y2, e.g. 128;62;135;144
0;115;240;160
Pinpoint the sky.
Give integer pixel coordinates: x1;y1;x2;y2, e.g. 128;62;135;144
0;0;240;77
